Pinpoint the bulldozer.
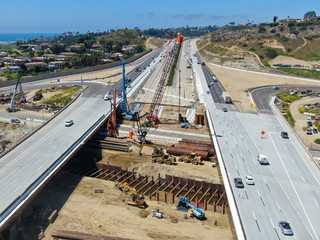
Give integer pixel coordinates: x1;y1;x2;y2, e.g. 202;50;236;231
116;182;147;208
178;153;202;165
152;153;176;165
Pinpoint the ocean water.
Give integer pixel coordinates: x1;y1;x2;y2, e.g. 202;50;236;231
0;33;60;42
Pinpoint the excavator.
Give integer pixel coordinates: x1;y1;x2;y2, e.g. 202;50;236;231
116;182;147;208
178;153;202;165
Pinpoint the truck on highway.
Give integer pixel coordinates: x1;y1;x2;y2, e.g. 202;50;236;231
221;92;231;103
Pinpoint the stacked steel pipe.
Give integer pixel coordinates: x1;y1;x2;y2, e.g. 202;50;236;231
166;138;215;160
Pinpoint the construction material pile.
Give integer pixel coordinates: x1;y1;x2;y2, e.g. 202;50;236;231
167;139;215;160
87;136;129;152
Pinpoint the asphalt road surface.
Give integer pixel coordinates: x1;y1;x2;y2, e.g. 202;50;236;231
252;85;320;113
190;39;320;240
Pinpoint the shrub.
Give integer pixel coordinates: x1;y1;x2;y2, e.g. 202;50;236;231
265;48;278;59
288;22;295;27
279;26;285;31
270;28;276;33
258;27;266;33
314;138;320;144
299;107;308;113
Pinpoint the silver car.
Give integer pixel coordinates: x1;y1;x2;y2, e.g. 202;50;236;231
278;221;293;235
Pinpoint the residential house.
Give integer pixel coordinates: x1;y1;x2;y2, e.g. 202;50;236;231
55;55;72;61
25;62;48;70
0;52;8;57
40;43;52;50
90;44;103;51
122;45;137;54
60;52;78;57
43;54;57;59
32;57;45;62
48;61;64;68
111;53;124;59
68;45;82;51
0;66;22;73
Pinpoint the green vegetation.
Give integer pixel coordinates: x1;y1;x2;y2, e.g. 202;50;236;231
314;138;320;144
284;103;295;127
299;107;308;113
278;67;320;79
41;86;81;107
167;44;182;86
314;122;320;132
276;91;301;102
291;38;320;61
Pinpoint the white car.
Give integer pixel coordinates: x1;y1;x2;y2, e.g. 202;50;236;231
245;176;255;185
65;120;74;127
257;154;268;165
104;94;110;101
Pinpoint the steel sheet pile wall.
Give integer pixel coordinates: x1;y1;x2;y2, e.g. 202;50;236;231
93;163;227;213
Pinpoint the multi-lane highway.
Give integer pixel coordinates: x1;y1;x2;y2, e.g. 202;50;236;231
190;39;320;240
0;49;163;230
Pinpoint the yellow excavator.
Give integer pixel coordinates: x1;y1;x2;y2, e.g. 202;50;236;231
116;182;147;208
179;153;202;165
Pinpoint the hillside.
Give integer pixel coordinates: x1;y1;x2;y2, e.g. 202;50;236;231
97;29;145;47
197;22;320;78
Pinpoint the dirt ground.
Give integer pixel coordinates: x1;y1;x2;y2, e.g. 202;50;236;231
40;175;232;240
270;55;320;67
207;63;319;112
289;97;320;148
145;37;165;50
98;143;221;184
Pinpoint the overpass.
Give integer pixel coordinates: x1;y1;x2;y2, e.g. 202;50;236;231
0;49;163;231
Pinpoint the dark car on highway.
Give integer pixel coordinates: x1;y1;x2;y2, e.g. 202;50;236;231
223;108;228;112
281;131;289;139
234;178;244;188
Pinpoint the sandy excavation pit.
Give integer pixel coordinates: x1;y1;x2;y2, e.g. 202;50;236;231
38;175;233;240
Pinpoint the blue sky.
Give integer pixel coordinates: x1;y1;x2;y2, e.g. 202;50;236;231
0;0;319;33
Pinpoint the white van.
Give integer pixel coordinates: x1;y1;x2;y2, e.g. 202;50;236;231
104;94;110;101
257;155;268;165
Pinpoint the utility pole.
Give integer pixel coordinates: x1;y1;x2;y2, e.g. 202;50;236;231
81;75;83;91
179;70;181;113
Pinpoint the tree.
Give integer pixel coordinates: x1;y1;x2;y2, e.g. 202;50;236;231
229;22;235;26
273;16;278;23
304;11;316;18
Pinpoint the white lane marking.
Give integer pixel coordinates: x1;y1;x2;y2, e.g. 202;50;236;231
269;217;275;228
268;134;319;240
276;201;281;211
252;210;256;219
236;114;315;239
301;176;305;182
257;190;261;197
314;198;319;206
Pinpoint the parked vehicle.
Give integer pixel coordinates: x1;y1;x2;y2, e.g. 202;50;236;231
278;221;293;235
221;92;232;103
307;118;313;127
257;155;268;165
313;128;318;134
234;178;244;188
306;128;312;135
223;108;228;112
273;86;279;90
201;62;205;66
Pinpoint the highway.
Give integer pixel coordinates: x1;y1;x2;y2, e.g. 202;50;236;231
0;49;163;230
190;39;320;240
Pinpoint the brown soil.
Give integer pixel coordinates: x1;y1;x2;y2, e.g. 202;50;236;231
269;55;320;67
207;64;319;112
41;175;232;240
